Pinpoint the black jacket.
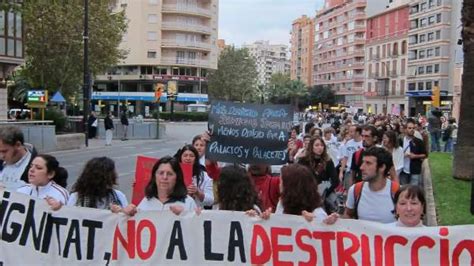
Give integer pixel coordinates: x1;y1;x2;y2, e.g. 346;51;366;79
104;116;114;130
407;137;427;175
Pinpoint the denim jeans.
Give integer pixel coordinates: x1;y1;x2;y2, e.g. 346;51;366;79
400;172;422;186
430;131;441;152
444;138;453;152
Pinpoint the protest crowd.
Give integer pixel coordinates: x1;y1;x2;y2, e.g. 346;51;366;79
0;106;466;264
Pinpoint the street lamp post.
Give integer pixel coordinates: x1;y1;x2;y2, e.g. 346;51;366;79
83;0;90;147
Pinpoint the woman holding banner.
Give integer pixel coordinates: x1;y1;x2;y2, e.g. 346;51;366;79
17;154;69;210
67;157;128;211
192;134;221;181
175;145;214;208
216;165;262;213
390;185;426;227
137;156;196;214
275;164;328;222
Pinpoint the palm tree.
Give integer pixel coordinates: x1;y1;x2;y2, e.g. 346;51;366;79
287;79;308;110
453;0;474;181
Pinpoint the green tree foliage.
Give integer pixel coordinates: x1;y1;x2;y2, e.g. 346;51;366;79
8;0;127;100
7;67;30;105
208;46;258;102
307;85;336;106
267;73;309;109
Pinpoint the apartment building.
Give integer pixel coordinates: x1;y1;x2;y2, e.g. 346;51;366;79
0;7;24;120
313;0;389;109
243;41;290;87
93;0;219;116
364;3;409;116
406;0;461;116
290;15;314;86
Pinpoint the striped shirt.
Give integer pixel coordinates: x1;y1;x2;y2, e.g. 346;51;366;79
17;181;69;204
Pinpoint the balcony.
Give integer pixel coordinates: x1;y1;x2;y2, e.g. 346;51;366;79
161;22;211;34
161;57;212;68
161;40;212;51
162;4;212;18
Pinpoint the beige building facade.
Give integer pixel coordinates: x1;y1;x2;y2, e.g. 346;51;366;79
94;0;219;116
243;41;290;87
290;15;314;86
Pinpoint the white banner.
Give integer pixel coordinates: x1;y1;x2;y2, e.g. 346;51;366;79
1;191;473;265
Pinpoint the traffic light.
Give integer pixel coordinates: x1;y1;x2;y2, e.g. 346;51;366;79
431;86;440;107
154;83;164;102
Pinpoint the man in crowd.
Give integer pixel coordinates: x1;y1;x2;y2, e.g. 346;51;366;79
344;146;398;223
350;125;378;185
400;118;427;186
0;126;37;190
339;125;362;190
427;107;442;152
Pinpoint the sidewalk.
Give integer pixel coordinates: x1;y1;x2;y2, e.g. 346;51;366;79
82;137;166;150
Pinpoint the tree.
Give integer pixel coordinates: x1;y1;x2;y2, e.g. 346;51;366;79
7;67;30;107
268;73;291;104
453;0;474;181
307;85;336;106
287;79;309;110
9;0;127;100
207;46;258;102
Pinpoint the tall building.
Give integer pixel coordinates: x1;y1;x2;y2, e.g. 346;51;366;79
243;41;290;87
290;15;314;86
313;0;390;109
406;0;461;116
93;0;219;116
364;3;410;115
0;7;24;120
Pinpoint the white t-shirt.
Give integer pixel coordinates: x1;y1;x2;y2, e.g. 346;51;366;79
192;171;214;208
387;220;424;227
343;139;363;172
275;201;328;223
17;181;69;204
138;195;197;211
67;189;128;209
391;147;404;175
324;138;340;166
346;180;396;223
402;136;411;174
0;150;31;190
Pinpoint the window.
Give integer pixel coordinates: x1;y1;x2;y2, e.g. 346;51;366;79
409;83;416;91
410;20;418;29
436;14;442;23
400;80;405;95
436;30;441;39
419;34;426;43
408;50;417;60
426;81;432;91
435;47;440;56
402;41;407;54
426;65;433;73
147;51;156;58
428;16;436;25
427;49;434;57
420;2;427;11
434;64;440;73
428;0;435;8
434;80;439;87
420;18;427;27
147;31;157;41
418;66;425;74
7;12;14;37
427;32;434;41
418;82;424;90
401;59;406;75
148;14;158;23
411;5;419;14
409;35;418;45
419;50;425;59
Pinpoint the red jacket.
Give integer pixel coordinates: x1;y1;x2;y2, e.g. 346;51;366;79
252;175;280;212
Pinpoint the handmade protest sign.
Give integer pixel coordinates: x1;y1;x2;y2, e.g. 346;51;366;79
1;192;474;265
206;101;293;165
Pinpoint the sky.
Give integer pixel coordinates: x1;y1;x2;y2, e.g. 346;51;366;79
219;0;324;47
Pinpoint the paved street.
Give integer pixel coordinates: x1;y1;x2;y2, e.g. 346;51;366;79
50;122;207;200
